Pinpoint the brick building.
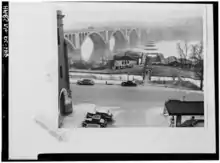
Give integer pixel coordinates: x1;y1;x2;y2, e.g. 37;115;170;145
57;10;73;128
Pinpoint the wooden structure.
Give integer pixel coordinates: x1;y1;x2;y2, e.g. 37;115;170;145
164;100;204;127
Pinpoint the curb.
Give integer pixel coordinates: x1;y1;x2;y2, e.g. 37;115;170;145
145;83;203;94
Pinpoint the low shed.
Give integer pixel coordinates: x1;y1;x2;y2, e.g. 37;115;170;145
165;100;204;116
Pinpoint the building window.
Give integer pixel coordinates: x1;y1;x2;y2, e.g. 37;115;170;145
57;28;60;45
60;66;63;78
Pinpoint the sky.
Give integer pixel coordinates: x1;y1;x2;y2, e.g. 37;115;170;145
53;2;205;30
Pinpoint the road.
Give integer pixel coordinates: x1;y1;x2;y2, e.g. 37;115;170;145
71;84;203;105
64;84;204;128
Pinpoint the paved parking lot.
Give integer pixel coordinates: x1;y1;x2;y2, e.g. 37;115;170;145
62;84;204;128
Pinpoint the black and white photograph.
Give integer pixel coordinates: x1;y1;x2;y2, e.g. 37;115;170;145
2;0;218;160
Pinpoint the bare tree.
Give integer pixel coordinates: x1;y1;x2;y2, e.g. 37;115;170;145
177;40;190;68
190;41;204;90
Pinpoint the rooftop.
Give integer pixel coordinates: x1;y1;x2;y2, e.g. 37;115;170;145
165;100;204;116
114;55;138;61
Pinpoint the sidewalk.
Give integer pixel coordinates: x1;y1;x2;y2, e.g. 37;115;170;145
144;82;203;94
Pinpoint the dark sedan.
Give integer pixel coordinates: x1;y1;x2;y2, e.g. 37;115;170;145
77;79;95;85
121;81;137;87
86;109;114;122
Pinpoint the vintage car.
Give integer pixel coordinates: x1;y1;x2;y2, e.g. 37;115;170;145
95;108;113;122
82;115;107;128
179;119;204;127
86;108;114;122
77;78;95;85
121;80;137;87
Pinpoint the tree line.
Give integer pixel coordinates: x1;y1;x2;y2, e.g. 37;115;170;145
177;41;203;90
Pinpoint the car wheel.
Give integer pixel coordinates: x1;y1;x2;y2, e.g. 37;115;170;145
101;124;105;128
82;123;86;127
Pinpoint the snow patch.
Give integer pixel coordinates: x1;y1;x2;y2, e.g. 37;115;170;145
34;115;71;142
145;106;170;127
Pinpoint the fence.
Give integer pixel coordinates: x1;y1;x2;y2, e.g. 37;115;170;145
69;72;143;82
150;76;203;90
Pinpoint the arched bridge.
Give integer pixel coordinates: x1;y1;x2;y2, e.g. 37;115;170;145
64;27;149;61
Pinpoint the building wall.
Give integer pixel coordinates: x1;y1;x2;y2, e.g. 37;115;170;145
57;11;72;115
114;60;137;68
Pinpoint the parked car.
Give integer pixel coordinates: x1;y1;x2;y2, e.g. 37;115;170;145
96;108;114;122
192;119;204;127
82;115;107;128
179;119;204;127
86;108;114;122
77;79;95;85
121;81;137;87
85;110;97;119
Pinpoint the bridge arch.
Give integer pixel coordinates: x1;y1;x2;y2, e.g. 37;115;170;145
81;32;110;62
129;28;139;48
65;34;72;42
64;37;83;63
109;30;128;52
64;37;76;50
83;31;106;44
64;34;68;39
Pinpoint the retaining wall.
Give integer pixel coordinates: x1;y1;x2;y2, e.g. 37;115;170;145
69;72;143;82
150;76;203;89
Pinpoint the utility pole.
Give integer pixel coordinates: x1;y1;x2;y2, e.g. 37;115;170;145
142;54;148;82
102;56;104;65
